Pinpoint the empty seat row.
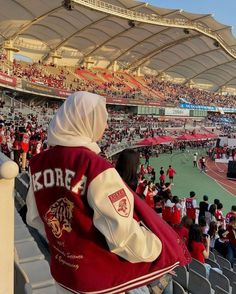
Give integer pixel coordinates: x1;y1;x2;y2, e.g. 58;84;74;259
14;208;58;294
174;264;236;294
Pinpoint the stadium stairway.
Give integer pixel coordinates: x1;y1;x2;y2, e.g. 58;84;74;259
75;68;105;85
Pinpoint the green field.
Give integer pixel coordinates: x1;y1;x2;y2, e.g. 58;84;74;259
144;149;235;214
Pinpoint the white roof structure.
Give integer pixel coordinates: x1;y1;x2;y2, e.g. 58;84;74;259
1;0;236;91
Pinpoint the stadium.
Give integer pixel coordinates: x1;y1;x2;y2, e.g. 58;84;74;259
0;0;236;293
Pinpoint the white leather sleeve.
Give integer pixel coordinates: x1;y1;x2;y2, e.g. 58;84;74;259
87;168;162;263
26;174;47;240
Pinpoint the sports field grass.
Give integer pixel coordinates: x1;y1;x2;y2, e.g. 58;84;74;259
145;149;235;214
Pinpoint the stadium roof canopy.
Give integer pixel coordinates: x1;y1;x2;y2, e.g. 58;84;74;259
1;0;236;91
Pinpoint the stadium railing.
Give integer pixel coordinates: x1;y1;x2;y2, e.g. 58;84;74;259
0;152;19;294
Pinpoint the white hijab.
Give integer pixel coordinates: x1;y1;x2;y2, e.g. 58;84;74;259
47;91;108;154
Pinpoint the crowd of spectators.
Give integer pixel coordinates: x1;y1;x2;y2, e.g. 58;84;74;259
0;104;218;172
1;98;236;289
144;75;236;108
115;148;236;272
1;57;236;108
12;61;66;89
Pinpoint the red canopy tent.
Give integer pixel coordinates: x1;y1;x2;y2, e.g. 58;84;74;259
153;136;168;144
158;135;175;142
137;138;156;146
205;133;218;139
192;133;207;140
176;134;196;141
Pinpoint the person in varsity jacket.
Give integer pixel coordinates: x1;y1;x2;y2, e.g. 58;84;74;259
26;91;190;294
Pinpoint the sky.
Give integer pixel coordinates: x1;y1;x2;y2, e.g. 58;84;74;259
148;0;236;37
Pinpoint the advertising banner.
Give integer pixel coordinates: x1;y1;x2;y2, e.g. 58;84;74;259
22;80;55;95
54;89;73;97
0;72;17;87
107;97;162;106
180;103;236;113
165;107;190;116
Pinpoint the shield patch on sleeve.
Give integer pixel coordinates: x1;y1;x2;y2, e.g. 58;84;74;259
108;188;131;217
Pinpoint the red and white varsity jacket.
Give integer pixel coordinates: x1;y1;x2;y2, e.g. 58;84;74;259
27;146;190;294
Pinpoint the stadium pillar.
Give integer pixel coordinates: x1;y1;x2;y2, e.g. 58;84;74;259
0;153;19;294
113;60;118;72
84;57;94;69
50;50;62;65
136;67;141;76
218;86;226;95
3;40;19;62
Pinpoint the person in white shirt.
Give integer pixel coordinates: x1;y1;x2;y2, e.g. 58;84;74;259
193;153;197;167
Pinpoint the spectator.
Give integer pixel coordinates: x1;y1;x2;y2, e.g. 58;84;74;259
205;204;217;227
12;132;22;169
159;166;165;185
224;216;236;266
214;228;228;258
186;191;198;223
215;203;224;228
26;92;190;294
198;195;209;223
115;149;140;192
199;216;208;234
193;153;197;167
166;165;176;184
199;156;206;172
170;196;184;226
188;224;221;278
174;215;193;245
207;221;218;251
225;205;236;227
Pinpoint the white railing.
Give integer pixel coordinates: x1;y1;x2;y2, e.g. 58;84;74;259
0;152;19;294
74;0;236;60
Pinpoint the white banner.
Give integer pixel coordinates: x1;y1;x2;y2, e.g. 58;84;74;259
165;108;190;116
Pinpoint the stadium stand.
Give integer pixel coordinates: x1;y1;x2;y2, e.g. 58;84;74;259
188;269;212;294
209;268;231;292
189;258;207;278
216;255;232;270
215;286;230;294
172;280;187;294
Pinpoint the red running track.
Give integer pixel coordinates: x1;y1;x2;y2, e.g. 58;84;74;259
205;158;236;196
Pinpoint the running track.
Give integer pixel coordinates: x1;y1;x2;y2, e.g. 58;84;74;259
205;158;236;196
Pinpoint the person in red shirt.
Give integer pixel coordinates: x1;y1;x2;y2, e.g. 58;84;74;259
170;196;183;226
21;129;30;171
147;164;153;174
215;203;224;228
159;174;166;186
185;191;198;223
136;176;147;199
223;216;236;266
144;182;157;209
225;205;236;227
188;224;210;264
166;165;176;184
188;224;221;278
139;164;146;177
159;166;165;186
12;132;22;169
173;216;193;246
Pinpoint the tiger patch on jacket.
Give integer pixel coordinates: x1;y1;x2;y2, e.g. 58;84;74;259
44;197;74;238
